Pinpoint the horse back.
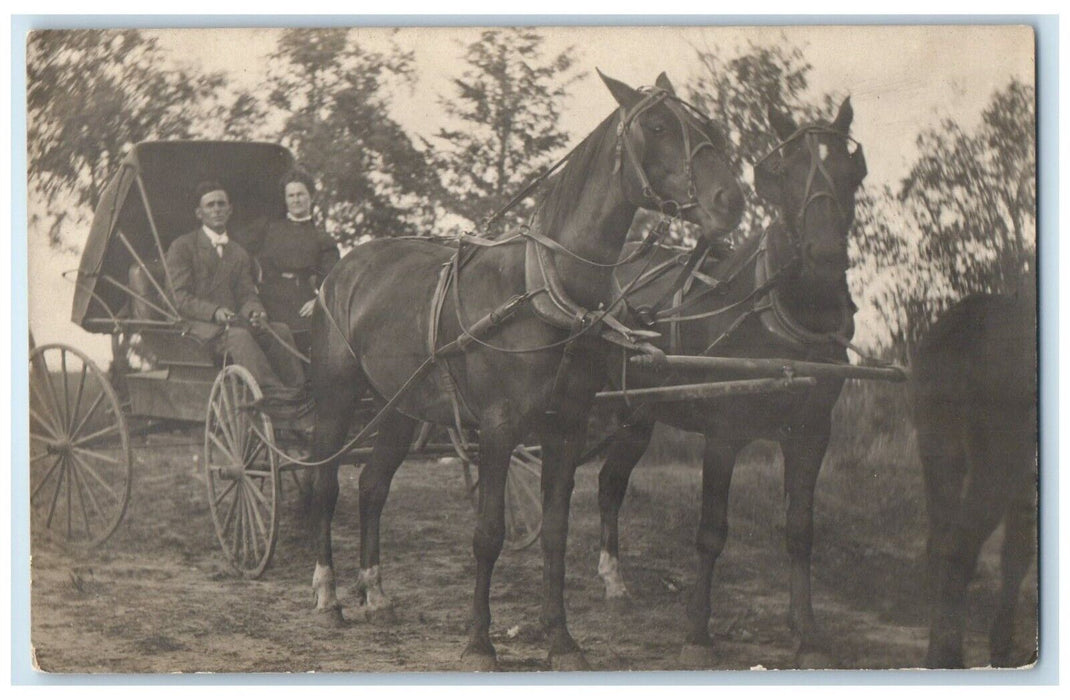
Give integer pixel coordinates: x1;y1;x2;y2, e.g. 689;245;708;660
912;293;1037;414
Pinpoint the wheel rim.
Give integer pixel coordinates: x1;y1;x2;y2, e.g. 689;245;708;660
29;344;132;548
503;445;542;551
204;366;279;578
462;443;543;552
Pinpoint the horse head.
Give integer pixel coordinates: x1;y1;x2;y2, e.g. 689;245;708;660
754;98;867;292
598;70;744;245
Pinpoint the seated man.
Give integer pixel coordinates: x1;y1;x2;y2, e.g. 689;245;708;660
167;181;309;417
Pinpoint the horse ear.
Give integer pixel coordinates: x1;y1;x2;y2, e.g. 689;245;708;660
753;161;783;204
654;72;676;96
832;97;854;133
598;69;643;109
767;105;797;141
851;143;868;182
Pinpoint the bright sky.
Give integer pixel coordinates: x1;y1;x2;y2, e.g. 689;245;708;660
29;24;1034;361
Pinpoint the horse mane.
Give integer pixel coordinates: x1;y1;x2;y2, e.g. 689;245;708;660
534;110;619;237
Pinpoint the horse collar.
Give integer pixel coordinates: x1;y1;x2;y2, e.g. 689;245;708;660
754;230;854;351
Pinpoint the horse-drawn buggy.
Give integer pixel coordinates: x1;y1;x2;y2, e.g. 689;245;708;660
32;72;923;669
28;140;545;578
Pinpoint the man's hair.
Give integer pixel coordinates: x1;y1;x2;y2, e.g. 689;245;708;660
194;180;229;206
279;168;316;199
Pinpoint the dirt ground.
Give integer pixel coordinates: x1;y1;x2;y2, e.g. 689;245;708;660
29;429;1037;675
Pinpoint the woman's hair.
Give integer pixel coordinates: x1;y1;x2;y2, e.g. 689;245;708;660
279;168;316;200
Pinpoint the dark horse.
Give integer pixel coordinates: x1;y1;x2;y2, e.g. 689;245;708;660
913;287;1038;668
306;72;744;670
595;99;867;665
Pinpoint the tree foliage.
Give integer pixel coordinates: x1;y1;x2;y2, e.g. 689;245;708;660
28;30;226;245
431;28;582;233
685;40;820;243
859;79;1036;352
265;29;440;245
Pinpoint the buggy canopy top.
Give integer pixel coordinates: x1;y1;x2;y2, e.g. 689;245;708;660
72;141;295;332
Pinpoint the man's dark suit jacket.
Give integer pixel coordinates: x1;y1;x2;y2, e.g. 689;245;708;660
166;228;266;342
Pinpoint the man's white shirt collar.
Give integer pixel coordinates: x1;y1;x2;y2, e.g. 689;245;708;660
202;226;229;247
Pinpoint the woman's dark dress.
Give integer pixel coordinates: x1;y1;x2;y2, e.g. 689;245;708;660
240;217;340;348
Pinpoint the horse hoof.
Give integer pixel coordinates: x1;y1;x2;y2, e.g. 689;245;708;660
460;649;498;672
679;643;716;668
550;651;590;672
353;603;396;623
316;606;345;628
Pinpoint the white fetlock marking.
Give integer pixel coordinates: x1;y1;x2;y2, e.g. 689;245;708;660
359;565;393;610
598;551;629;599
312;563;339;611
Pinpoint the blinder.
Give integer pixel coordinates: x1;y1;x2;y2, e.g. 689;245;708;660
615;87;725;219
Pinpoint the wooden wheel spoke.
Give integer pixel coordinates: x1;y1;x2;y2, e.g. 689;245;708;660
238;485;250;565
511;456;541;478
68;364;89;435
511;465;541;508
212;478;238;508
222;379;247;454
233;382;255;460
60;351;71;431
73;423;121;449
243;475;271;511
68;459;96;536
69;391;106;443
69;450;120;502
29;406;63;441
211;398;240;455
208;431;237;464
241;428;262;464
44;456;67;530
29;373;60;429
31;454;64;502
223;486;241;552
69;455;106;525
30;449;55;463
73;447;122;467
243;489;264;558
40;359;64;431
244;469;272;478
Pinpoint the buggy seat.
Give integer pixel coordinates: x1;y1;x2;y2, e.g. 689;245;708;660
128;262;216;369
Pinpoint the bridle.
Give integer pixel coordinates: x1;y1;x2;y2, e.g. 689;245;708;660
753;124;859;263
616;87;728;220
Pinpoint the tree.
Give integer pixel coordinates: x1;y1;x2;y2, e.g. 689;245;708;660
432;28;582;234
265;29;440;246
858;79;1036;352
685;39;820;243
28;30;226;246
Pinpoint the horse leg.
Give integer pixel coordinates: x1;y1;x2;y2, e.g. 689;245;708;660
307;322;363;626
538;410;595;671
597;418;655;600
460;415;515;671
679;437;741;666
925;422;1008;668
356;410;418;619
781;426;831;663
921;423;969;668
989;481;1037;667
308;386;360;625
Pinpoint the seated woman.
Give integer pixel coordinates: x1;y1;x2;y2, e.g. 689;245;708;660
239;169;340;354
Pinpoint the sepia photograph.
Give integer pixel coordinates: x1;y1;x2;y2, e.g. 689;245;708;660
23;22;1038;674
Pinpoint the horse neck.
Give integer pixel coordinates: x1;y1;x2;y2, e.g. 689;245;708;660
534;121;636;309
766;218;852;334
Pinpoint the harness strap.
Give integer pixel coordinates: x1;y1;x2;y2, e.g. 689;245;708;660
431;255;479;428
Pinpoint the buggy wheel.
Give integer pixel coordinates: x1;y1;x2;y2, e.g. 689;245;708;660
29;344;132;549
204;365;279;579
462;443;542;551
